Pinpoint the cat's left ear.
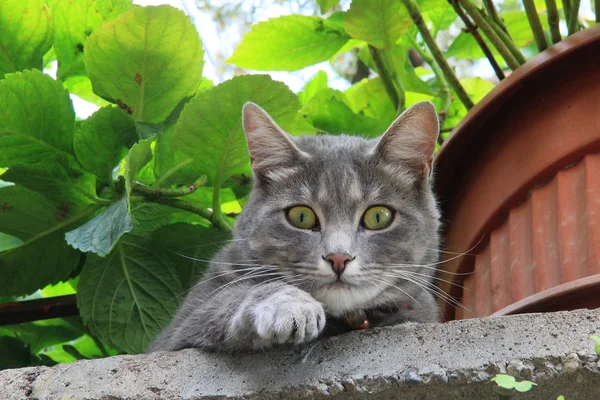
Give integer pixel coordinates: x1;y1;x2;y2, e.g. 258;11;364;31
242;102;306;179
374;101;439;177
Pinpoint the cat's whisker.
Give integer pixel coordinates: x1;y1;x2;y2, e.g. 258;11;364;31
384;269;466;289
376;263;475;276
385;271;460;305
171;251;273;266
384;272;468;311
171;265;280;302
370;277;424;311
205;272;287;302
422;235;484;257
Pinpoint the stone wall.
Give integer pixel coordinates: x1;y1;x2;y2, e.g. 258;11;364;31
1;308;599;399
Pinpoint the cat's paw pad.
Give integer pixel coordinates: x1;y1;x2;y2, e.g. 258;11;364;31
253;296;325;344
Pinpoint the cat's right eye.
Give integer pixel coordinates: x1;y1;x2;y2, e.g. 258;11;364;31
286;206;318;230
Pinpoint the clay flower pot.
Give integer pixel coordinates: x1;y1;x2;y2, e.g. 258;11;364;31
434;26;600;321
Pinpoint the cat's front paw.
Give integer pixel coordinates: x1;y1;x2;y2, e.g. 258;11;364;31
253;291;326;345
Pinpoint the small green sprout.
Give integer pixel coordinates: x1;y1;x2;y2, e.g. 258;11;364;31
557;396;565;400
590;335;600;355
491;374;537;397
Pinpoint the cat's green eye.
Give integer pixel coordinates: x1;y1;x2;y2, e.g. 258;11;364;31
362;206;393;230
287;206;318;230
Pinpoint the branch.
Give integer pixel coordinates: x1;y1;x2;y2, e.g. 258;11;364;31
0;295;78;326
144;196;232;231
405;36;451;144
485;14;527;64
450;0;505;80
568;0;582;35
483;0;510;36
597;0;599;23
369;45;402;113
545;0;562;44
459;0;523;70
522;0;549;52
401;0;474;110
132;175;207;198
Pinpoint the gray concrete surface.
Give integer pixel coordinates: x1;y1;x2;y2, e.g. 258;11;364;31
1;308;599;399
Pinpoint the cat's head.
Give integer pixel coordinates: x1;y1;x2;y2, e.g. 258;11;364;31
234;102;440;316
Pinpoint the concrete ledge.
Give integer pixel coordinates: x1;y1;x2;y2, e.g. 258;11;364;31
2;309;599;399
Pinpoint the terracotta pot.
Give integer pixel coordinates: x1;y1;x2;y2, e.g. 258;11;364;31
434;26;600;321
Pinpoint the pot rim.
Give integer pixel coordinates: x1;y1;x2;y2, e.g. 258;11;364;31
434;26;600;199
489;274;600;317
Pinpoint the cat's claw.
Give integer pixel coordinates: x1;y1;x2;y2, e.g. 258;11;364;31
253;294;326;345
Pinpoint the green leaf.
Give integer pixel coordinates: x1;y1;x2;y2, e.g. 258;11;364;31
388;44;433;95
0;0;53;77
124;137;154;206
154;125;197;186
64;75;111;108
0;336;32;370
344;0;411;49
1;156;97;205
174;75;300;187
298;70;328;106
491;374;517;389
84;5;205;122
447;11;549;59
227;15;350;71
77;204;182;353
0;70;75;167
0;186;97;296
514;380;537;393
0;319;83;354
591;335;600;355
300;88;382;136
75;106;137;182
557;396;565;400
344;77;396;124
53;0;134;80
152;222;230;290
317;0;339;13
444;77;495;128
419;0;457;32
0;232;22;252
65;197;133;257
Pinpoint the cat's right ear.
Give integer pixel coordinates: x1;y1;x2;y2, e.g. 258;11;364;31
242;102;307;179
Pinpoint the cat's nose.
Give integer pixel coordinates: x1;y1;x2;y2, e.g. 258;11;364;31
323;254;353;277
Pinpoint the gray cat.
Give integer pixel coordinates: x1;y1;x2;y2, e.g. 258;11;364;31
147;101;441;352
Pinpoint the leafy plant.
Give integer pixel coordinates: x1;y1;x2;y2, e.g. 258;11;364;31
0;0;596;367
491;373;537;398
591;335;600;355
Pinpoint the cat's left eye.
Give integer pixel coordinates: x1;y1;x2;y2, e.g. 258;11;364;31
362;206;393;230
287;206;318;230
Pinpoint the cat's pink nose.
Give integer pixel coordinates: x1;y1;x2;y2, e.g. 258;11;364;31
324;254;353;277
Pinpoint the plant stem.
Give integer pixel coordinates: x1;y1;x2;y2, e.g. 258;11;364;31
483;0;510;36
451;0;505;80
401;0;474;110
132;176;206;198
596;0;599;23
564;0;572;22
568;0;582;35
545;0;562;44
144;196;232;231
486;15;527;64
522;0;549;51
405;36;452;142
383;50;407;113
369;46;402;113
459;0;522;70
